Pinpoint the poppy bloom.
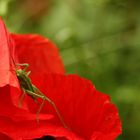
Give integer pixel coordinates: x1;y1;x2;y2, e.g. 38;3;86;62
0;18;122;140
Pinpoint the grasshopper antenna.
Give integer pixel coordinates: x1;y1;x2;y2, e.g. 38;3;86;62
11;55;17;70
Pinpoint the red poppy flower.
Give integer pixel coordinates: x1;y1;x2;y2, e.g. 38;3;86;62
0;18;122;140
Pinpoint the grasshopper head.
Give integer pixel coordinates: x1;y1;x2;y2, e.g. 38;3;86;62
16;69;23;77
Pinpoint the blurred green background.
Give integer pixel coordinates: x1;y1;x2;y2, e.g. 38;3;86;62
1;0;140;139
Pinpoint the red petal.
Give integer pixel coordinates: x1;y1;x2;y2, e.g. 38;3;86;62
0;118;82;140
29;74;121;140
11;34;65;78
0;133;12;140
0;18;18;88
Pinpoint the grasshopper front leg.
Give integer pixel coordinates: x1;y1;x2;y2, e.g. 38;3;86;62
16;63;29;72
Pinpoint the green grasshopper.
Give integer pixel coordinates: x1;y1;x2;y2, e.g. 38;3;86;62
15;63;68;128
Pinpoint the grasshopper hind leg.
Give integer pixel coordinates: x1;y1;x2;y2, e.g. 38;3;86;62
36;98;46;123
25;89;69;129
44;97;69;129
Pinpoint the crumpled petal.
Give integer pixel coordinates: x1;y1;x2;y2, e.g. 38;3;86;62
0;114;81;140
0;73;81;140
28;74;121;140
11;34;65;78
0;117;82;140
0;85;82;140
